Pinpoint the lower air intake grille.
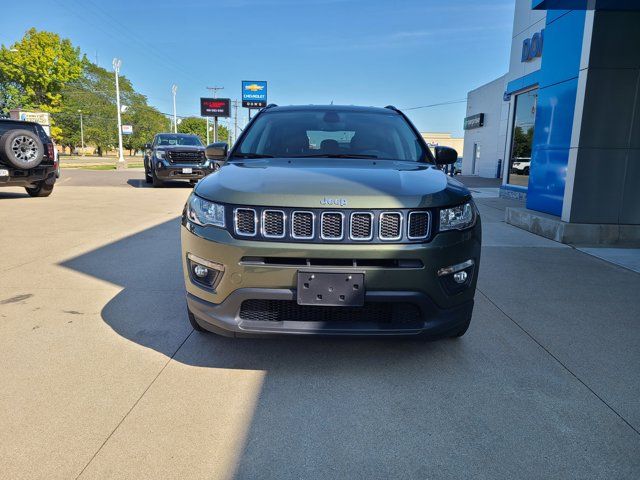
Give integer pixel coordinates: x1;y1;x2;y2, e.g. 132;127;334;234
262;210;285;238
239;300;421;324
292;211;314;239
235;208;256;236
321;212;343;240
379;212;402;240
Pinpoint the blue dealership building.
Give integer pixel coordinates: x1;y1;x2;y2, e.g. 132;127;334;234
463;0;640;244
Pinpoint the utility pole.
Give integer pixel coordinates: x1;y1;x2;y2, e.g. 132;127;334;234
206;117;210;145
233;100;239;146
171;84;178;133
206;86;224;143
112;58;125;168
78;110;85;156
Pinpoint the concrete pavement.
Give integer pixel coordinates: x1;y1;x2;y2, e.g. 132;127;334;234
0;169;639;479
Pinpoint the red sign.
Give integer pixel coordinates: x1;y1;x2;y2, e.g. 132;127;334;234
200;98;230;117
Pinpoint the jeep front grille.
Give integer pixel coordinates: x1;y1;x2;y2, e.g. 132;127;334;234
234;208;257;236
321;212;344;240
217;206;433;243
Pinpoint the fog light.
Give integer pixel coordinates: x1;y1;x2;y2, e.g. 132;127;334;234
194;265;209;278
453;271;467;284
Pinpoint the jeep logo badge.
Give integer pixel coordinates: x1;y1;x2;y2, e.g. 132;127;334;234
320;197;347;207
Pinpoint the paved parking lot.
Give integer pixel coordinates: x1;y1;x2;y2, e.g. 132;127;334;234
1;169;639;479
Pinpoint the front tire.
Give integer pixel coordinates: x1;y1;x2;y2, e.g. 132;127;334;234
25;181;54;197
151;166;163;188
144;161;152;183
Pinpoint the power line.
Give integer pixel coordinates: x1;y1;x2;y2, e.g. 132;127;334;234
402;99;467;111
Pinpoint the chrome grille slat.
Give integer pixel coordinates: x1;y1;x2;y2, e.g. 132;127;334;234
350;212;373;241
234;208;257;236
262;210;286;238
408;211;430;240
292;211;314;239
321;212;344;240
379;212;403;241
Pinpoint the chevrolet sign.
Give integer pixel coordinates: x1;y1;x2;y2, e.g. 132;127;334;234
242;80;267;108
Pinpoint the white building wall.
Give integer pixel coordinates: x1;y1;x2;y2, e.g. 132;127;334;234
462;0;547;179
462;75;506;177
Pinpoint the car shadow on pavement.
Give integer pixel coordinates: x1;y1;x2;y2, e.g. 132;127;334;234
0;191;30;199
126;179;195;189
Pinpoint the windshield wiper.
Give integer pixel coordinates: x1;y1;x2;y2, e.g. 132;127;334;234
230;153;275;159
295;153;378;159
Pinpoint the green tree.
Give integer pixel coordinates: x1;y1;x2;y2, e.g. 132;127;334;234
177;116;229;144
0;28;83;116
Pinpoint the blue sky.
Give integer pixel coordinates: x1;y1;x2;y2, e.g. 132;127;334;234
1;0;515;136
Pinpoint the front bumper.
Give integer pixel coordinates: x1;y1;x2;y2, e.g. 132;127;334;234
181;218;481;337
0;164;56;188
155;162;214;181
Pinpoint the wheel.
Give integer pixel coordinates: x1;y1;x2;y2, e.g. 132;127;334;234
187;305;207;332
151;166;163;187
25;181;54;197
523;167;530;175
450;318;471;338
144;161;152;183
0;129;44;169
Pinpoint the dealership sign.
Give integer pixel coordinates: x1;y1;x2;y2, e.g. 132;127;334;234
9;109;51;135
242;81;267;108
464;113;485;130
122;125;133;135
522;30;544;62
200;98;231;117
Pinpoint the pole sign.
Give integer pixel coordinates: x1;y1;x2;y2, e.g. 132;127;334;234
242;81;267;108
200;98;231;117
463;113;485;130
121;125;133;135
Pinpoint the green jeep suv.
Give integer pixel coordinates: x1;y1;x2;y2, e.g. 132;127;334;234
181;105;481;338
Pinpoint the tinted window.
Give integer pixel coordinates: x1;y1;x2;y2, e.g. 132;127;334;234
155;134;202;146
235;109;428;162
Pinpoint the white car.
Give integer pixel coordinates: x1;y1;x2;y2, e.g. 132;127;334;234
511;157;531;175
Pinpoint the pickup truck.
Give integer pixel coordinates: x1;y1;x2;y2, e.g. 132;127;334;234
0;119;58;197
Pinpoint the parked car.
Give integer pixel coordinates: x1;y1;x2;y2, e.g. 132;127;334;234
143;133;216;187
181;105;482;339
452;158;462;175
0;119;58;197
511;157;531;175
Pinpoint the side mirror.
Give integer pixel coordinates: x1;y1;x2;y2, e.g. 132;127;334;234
434;146;458;165
144;143;152;150
205;142;228;161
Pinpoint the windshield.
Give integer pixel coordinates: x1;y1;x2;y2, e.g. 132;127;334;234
233;109;428;162
155;134;202;147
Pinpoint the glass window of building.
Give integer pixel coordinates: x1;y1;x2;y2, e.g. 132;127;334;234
507;89;537;187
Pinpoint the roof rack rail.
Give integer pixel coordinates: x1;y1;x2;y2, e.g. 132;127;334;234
384;105;401;112
265;104;278;109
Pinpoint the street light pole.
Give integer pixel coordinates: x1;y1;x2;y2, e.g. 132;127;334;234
171;84;178;133
78;110;85;156
112;58;125;168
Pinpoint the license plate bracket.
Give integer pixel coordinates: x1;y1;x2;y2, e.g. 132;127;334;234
297;271;365;307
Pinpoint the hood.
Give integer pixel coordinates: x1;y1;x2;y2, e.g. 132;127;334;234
155;145;204;151
195;159;471;209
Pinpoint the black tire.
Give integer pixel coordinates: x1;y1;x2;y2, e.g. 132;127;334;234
0;129;44;169
25;181;54;197
523;167;530;175
151;166;163;188
187;306;207;332
144;161;152;183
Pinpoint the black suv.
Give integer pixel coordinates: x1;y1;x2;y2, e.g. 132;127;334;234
0;119;58;197
143;133;216;187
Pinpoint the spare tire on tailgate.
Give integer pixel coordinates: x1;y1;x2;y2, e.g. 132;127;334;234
0;129;44;169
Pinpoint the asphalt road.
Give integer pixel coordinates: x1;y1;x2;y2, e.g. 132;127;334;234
1;169;639;479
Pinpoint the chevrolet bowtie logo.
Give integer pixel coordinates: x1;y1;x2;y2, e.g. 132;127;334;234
244;84;264;92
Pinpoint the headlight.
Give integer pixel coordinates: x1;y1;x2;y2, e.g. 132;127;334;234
440;202;476;231
155;150;166;159
186;194;225;227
